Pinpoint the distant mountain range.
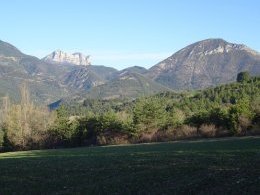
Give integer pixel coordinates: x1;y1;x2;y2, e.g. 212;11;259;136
0;38;259;104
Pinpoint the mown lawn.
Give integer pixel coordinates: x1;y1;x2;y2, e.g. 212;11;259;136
0;136;259;194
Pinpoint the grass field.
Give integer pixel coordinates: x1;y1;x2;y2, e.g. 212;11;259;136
0;136;259;194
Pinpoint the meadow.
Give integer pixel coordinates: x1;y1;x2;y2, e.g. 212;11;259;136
0;136;259;194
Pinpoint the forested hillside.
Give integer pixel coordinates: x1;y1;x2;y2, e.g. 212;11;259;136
0;73;259;151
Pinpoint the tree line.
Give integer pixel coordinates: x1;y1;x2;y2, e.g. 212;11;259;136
0;72;259;151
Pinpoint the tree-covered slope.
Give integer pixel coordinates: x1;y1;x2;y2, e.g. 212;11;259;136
85;71;172;100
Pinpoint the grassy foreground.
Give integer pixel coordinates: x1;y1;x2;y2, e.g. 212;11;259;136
0;137;259;194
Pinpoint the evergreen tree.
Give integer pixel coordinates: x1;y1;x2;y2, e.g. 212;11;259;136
237;71;250;83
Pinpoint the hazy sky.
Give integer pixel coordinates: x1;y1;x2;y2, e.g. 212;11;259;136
1;0;260;69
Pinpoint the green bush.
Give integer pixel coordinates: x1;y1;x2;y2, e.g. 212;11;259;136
73;111;134;146
228;97;254;134
133;97;167;133
47;106;77;147
187;107;229;129
237;71;250;83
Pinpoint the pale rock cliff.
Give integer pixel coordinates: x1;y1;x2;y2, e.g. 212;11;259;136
43;50;91;66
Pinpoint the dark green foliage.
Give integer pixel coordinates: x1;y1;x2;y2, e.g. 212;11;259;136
237;71;250;83
1;76;259;151
228;97;254;134
47;106;76;147
75;113;131;145
188;107;230;129
133;97;167;132
0;129;12;152
82;99;125;114
47;109;134;147
45;76;260;148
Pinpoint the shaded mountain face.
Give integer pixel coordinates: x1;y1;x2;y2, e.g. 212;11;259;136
62;65;117;91
59;65;161;101
0;40;71;104
85;70;171;100
147;39;260;90
42;50;91;66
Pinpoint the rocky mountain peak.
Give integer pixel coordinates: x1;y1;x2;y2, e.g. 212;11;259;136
175;38;252;57
43;50;91;66
190;38;259;55
148;38;260;90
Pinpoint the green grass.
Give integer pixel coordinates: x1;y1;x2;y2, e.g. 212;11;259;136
0;137;260;194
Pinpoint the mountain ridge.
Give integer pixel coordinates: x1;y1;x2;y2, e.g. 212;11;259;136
147;38;260;90
0;38;260;104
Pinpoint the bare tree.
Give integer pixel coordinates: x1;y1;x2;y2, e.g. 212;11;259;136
2;82;55;149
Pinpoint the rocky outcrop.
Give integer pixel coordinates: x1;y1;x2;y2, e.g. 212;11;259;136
147;39;260;90
43;50;91;66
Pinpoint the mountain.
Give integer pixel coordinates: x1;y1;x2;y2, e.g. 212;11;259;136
42;50;91;66
84;70;171;100
1;38;260;104
62;65;117;91
147;39;260;90
0;40;71;104
121;66;148;74
0;40;24;57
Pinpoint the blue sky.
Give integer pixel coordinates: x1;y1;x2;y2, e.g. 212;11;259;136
1;0;260;69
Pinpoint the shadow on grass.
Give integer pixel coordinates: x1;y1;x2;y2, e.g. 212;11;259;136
0;136;259;194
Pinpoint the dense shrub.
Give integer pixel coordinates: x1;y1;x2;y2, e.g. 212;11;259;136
46;106;76;147
176;125;198;138
187;107;229;130
228;98;254;134
133;97;167;133
68;111;134;146
237;71;250;83
199;124;217;137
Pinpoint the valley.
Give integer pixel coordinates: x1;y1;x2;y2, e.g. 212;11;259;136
1;38;260;104
1;1;259;194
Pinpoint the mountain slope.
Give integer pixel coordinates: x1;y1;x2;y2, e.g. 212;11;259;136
2;38;260;104
0;40;70;104
85;70;172;100
121;66;148;74
62;65;117;91
0;40;24;57
147;39;260;90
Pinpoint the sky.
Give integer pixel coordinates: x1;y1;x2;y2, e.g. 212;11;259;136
1;0;260;70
